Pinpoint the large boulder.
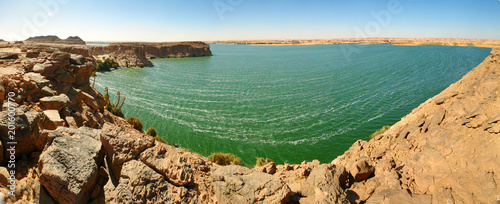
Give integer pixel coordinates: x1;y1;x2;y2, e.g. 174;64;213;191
108;160;198;203
38;127;104;204
39;94;70;110
300;164;349;203
100;123;154;180
0;105;42;162
42;110;64;130
212;165;291;204
138;143;195;186
349;157;375;182
69;54;85;65
32;61;57;76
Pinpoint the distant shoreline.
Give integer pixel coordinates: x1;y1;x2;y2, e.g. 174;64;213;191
206;38;500;48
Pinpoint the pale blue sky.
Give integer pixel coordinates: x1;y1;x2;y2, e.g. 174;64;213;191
1;0;499;41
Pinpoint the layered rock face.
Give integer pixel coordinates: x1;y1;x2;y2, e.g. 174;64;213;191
0;41;498;203
90;44;154;67
89;41;212;67
143;41;212;58
24;36;86;45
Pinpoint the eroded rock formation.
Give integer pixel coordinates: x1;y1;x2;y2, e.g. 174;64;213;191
25;36;86;45
0;41;498;203
89;42;212;67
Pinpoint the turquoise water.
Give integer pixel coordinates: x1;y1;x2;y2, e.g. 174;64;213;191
94;44;491;165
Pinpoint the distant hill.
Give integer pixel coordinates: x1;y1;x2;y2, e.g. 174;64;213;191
24;35;86;45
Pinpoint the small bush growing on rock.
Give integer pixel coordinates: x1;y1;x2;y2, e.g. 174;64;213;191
146;128;157;136
105;103;124;118
209;153;242;166
154;136;166;144
369;125;391;140
126;117;143;132
104;87;110;102
255;157;273;166
95;58;119;72
104;89;125;118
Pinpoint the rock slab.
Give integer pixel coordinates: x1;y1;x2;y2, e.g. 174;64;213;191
38;127;103;204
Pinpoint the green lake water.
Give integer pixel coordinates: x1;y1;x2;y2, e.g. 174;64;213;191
94;44;491;165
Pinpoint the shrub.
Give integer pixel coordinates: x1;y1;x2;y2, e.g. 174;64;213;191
255;157;273;167
146;128;157;136
105;103;124;118
126;117;143;132
208;153;241;166
154;136;166;144
104;89;125;118
138;63;144;68
95;58;119;72
369;125;391;140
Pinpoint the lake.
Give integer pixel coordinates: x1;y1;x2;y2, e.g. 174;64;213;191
94;44;491;165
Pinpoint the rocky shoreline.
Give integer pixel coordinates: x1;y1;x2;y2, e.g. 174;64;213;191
0;41;498;203
89;42;212;68
18;36;212;69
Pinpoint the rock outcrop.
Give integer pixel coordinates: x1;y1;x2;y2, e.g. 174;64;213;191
24;36;86;45
38;127;104;204
212;165;291;204
89;41;212;67
0;41;498;203
143;41;212;58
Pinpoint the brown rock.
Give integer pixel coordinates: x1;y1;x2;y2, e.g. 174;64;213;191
0;106;42;161
40;86;56;96
349;158;375;182
365;189;413;204
42;110;64;130
254;162;277;174
109;160;198;203
100;123;155;180
0;85;5;102
25;72;50;87
81;92;99;111
69;54;85;65
32;62;57;76
65;116;78;128
39;94;70;110
212;165;291;204
0;167;9;186
138;143;194;186
38;127;103;204
300;164;349;203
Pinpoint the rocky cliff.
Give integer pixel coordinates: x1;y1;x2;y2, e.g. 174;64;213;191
89;41;212;68
0;42;498;203
142;41;213;58
89;44;154;67
24;36;86;45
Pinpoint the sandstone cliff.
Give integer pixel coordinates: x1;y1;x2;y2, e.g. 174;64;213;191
89;41;212;68
24;36;86;45
0;42;498;203
9;35;213;68
89;44;154;67
142;41;213;58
